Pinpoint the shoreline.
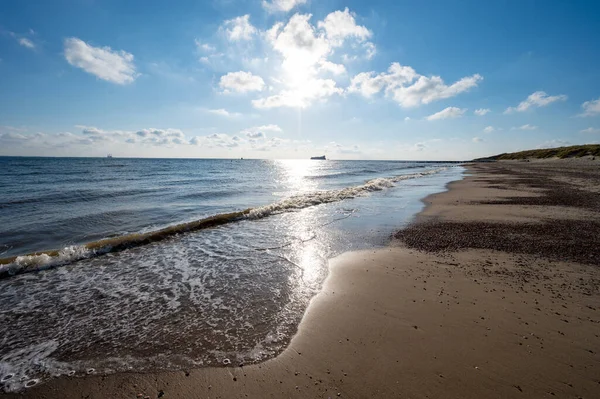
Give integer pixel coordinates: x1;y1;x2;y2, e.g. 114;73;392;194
0;165;447;276
7;160;600;398
412;167;468;223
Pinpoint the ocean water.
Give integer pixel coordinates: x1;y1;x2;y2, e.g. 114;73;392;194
0;156;463;392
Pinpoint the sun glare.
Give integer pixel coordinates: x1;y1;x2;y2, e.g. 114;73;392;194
274;159;319;194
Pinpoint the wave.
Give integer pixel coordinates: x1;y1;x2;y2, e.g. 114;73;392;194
305;169;379;180
305;164;428;181
0;188;165;208
176;190;240;201
249;169;440;218
0;168;445;279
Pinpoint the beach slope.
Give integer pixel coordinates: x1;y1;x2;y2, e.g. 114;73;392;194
9;160;600;399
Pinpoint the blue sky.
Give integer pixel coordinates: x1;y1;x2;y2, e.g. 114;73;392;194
1;0;599;160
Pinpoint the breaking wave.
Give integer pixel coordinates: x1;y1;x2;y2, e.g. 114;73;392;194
248;169;440;218
0;168;445;279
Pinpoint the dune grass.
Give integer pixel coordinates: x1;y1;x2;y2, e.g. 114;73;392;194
475;144;600;161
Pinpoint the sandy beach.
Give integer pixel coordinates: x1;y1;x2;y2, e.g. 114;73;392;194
8;160;600;399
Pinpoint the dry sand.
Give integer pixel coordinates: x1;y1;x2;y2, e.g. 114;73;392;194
7;160;600;399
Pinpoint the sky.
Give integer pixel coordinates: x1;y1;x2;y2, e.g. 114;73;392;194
1;0;600;160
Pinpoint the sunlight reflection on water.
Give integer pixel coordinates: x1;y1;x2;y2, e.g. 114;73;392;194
0;162;463;392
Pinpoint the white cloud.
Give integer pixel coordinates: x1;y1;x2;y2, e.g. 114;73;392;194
410;138;442;152
1;124;305;156
0;125;27;133
504;91;567;113
18;37;35;49
194;38;225;66
268;13;331;74
340;43;377;62
136;128;184;138
252;137;295;151
35;131;105;147
537;139;570;149
189;128;287;150
64;37;137;85
238;124;283;142
79;126;105;135
348;72;385;97
327;141;361;154
252;78;342;108
404;117;411;121
71;125;187;146
318;60;346;75
262;0;307;12
195;39;216;53
198;53;225;66
135;129;187;146
221;15;257;41
512;124;538;130
348;63;418;98
474;108;490;116
219;71;265;93
253;124;283;132
349;62;482;107
363;42;376;60
0;132;30;142
206;108;242;117
578;98;600;117
483;126;495;133
426;107;467;121
254;10;372;108
412;142;426;152
317;8;371;46
472;137;483;143
580;127;600;134
74;125;131;142
9;32;36;50
245;131;265;139
189;136;202;146
241;124;283;138
190;133;241;148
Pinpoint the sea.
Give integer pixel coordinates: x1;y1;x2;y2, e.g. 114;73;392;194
0;156;463;392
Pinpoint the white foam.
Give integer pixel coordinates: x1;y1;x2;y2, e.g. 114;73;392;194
247;168;444;219
0;165;457;393
0;168;445;277
1;245;93;276
0;340;70;393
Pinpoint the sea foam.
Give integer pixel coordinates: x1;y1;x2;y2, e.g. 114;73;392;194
248;169;443;219
0;246;94;277
0;168;445;277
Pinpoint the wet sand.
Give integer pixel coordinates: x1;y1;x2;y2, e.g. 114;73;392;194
7;160;600;398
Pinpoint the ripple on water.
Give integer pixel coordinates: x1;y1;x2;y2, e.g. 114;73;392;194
0;208;335;392
0;166;463;392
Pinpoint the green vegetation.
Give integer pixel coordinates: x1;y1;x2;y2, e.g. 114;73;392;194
475;144;600;161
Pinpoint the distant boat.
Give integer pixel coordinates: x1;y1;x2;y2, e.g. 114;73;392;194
107;154;113;158
310;155;326;160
